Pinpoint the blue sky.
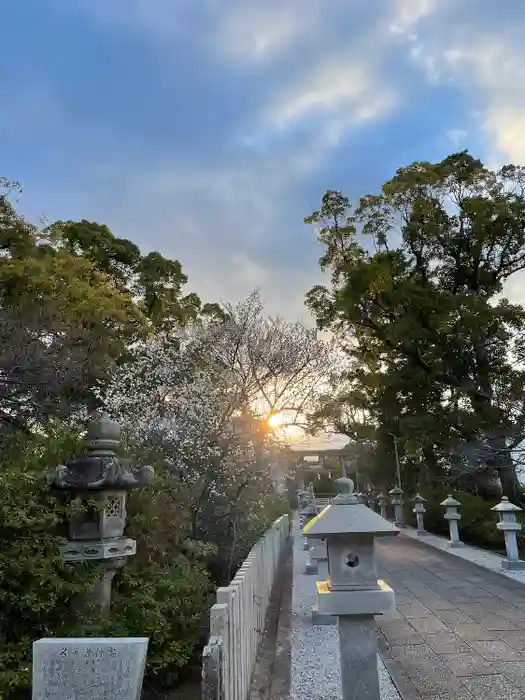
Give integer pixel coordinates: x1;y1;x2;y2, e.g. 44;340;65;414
2;0;525;321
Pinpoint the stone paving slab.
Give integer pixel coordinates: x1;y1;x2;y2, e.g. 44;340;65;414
290;516;400;700
377;535;525;699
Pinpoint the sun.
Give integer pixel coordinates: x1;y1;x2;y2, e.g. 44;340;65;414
268;412;285;428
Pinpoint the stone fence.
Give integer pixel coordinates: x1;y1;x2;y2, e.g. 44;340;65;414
314;495;334;508
202;514;291;700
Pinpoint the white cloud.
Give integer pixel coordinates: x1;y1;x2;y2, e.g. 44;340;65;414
443;39;525;163
396;7;525;165
268;59;397;130
389;0;438;39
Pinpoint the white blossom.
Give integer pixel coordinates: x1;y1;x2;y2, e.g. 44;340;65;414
99;291;338;529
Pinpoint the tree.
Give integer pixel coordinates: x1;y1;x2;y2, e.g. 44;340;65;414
305;153;525;501
47;220;222;329
206;290;337;426
0;186;223;429
99;324;277;578
0;197;146;427
100;293;330;574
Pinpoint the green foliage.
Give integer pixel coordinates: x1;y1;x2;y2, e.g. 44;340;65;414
306;153;525;501
0;427;218;698
0;191;224;426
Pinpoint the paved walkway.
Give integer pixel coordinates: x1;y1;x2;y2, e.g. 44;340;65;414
377;535;525;700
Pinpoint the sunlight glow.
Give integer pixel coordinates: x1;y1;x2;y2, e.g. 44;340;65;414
267;411;303;442
268;412;285;428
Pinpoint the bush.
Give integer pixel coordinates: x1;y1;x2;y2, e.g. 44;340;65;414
0;427;215;698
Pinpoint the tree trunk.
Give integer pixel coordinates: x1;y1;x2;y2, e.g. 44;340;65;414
498;463;523;504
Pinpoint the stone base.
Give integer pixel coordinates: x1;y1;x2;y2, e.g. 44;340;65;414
311;606;337;626
448;541;465;549
316;580;395;616
416;530;429;536
501;559;525;571
305;559;319;575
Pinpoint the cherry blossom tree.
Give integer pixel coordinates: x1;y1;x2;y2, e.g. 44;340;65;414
100;292;336;574
205;290;338;427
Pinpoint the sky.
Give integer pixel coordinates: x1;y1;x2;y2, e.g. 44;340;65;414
3;0;525;327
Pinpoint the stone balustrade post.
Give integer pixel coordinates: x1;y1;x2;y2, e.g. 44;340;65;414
441;495;464;548
304;477;399;700
491;497;525;570
389;486;405;527
377;493;388;519
412;494;427;535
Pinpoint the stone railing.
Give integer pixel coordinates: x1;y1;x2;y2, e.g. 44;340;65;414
202;514;291;700
314;494;334;508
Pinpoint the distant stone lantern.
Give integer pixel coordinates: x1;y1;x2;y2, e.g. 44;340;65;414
47;414;154;613
491;497;525;570
441;495;464;548
377;493;388;519
389;486;405;527
412;494;428;535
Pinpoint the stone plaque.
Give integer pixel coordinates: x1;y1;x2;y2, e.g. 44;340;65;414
32;637;148;700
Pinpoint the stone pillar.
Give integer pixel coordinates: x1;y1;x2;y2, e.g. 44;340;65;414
377;493;388;519
491;497;525;570
303;477;399;699
441;495;464;548
412;494;427;535
389;486;405;527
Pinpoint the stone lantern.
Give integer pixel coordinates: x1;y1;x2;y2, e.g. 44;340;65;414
304;477;399;700
389;486;405;526
377;493;388;519
412;494;427;535
47;414;154;613
441;495;464;548
358;492;369;506
298;484;318;551
491;497;525;570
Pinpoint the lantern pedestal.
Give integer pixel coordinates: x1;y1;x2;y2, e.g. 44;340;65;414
339;616;381;700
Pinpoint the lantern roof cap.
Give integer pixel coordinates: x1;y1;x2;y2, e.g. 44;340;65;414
491;496;522;513
304;502;400;537
441;495;461;507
